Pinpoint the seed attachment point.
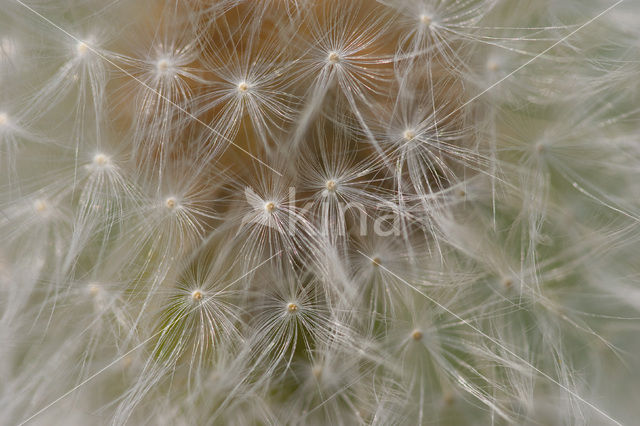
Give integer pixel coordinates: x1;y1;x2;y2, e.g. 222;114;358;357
88;283;101;296
76;41;89;57
237;81;249;93
419;14;432;26
411;329;423;341
191;290;203;301
34;199;48;214
502;277;513;289
93;153;110;167
165;197;178;210
403;129;416;141
312;365;322;379
156;58;172;72
327;51;340;64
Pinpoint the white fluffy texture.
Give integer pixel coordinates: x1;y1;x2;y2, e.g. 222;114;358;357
1;0;639;425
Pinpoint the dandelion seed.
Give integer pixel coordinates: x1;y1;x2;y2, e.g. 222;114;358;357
0;112;7;126
325;179;337;192
264;201;276;213
0;37;16;58
419;14;432;26
403;129;416;141
443;392;455;406
486;60;499;72
327;51;341;64
191;290;203;301
371;256;382;267
502;277;513;289
411;329;423;341
312;365;322;379
92;153;110;167
75;41;89;57
286;302;298;313
88;282;101;297
237;81;249;93
33;199;48;214
195;23;298;152
121;356;133;369
156;58;172;73
165;197;178;210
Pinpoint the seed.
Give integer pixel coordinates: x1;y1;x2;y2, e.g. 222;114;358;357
166;197;177;209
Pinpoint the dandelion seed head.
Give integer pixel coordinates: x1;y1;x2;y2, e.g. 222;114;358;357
6;2;638;424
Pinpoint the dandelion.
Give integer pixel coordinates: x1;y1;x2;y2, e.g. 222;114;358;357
3;0;640;425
